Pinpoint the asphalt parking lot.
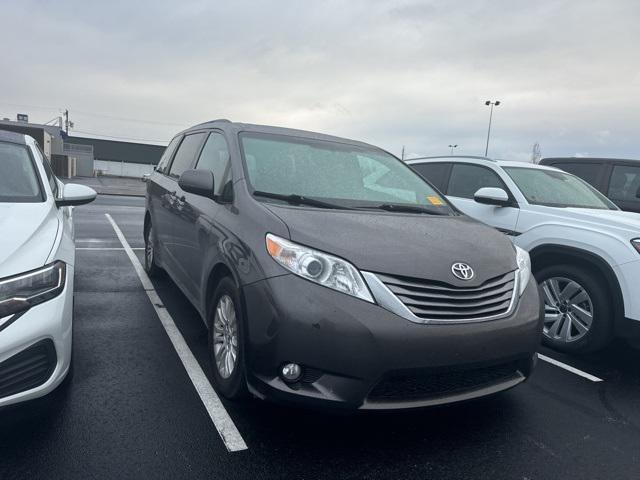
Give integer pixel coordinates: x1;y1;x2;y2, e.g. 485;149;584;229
2;195;640;480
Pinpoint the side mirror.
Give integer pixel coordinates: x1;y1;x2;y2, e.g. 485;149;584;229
56;183;97;207
178;169;215;199
474;187;511;207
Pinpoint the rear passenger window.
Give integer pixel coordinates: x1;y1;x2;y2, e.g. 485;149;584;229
411;163;450;192
156;136;181;174
196;132;232;196
608;165;640;203
552;162;602;188
448;164;505;199
168;133;207;178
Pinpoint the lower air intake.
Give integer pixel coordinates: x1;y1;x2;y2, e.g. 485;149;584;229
0;339;57;399
368;361;522;402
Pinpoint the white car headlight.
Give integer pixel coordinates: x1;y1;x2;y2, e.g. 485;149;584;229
515;246;531;296
265;234;374;303
0;261;66;318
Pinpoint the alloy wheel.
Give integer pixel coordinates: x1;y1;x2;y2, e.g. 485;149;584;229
541;276;594;343
213;295;239;379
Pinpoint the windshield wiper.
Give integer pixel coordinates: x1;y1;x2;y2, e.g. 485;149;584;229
252;191;353;210
364;203;450;215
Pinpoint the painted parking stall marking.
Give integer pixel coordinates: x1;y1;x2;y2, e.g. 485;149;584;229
538;353;604;382
105;213;248;453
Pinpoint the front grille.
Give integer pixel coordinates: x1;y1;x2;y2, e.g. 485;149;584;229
368;361;522;402
0;340;57;399
377;270;516;321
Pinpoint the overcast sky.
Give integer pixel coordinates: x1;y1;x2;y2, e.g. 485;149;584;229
2;0;639;160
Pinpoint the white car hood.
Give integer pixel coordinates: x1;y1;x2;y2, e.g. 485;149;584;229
557;207;640;233
0;202;60;278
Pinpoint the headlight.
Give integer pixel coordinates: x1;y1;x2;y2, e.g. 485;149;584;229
0;261;66;318
515;246;531;296
632;238;640;254
265;234;374;303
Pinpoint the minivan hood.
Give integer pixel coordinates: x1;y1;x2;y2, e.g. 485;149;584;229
265;205;517;286
0;202;59;278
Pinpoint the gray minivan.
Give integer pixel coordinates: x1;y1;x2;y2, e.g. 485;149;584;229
144;120;542;410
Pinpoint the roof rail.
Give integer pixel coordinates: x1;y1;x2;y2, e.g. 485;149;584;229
406;155;495;162
189;119;232;129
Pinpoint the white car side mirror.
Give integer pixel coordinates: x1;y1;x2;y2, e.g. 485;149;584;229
474;187;511;207
56;183;97;207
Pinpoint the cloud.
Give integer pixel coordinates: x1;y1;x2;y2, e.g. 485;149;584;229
1;0;639;160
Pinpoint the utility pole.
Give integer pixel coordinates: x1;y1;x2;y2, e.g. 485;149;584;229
448;144;458;156
484;100;500;157
64;109;69;134
401;145;405;161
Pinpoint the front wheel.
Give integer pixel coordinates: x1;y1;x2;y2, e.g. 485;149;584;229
536;264;613;353
208;277;248;400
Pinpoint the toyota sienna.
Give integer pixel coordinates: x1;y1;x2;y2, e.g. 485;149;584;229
143;120;542;410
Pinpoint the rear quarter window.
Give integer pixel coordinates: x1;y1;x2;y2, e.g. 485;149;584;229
550;162;603;189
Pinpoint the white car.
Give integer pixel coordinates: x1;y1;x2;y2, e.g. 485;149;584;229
409;156;640;353
0;130;96;407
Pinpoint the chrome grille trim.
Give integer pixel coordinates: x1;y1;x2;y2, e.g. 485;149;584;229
362;270;519;324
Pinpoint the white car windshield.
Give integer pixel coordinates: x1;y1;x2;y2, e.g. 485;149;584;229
240;132;453;215
0;142;42;203
505;167;617;210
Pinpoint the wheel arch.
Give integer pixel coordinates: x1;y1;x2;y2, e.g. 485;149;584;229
529;244;625;329
203;262;243;326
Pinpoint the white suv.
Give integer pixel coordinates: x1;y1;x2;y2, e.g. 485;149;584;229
409;156;640;353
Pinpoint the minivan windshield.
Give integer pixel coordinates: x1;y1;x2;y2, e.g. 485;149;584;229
504;167;618;210
240;133;453;214
0;142;42;203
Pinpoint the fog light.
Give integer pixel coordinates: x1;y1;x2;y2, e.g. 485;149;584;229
281;363;302;383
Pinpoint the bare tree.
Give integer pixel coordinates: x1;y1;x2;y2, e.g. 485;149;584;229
531;142;541;164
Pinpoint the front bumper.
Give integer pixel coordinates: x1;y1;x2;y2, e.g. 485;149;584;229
242;273;542;410
0;265;73;408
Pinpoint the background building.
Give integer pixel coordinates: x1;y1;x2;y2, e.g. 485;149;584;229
0;115;166;178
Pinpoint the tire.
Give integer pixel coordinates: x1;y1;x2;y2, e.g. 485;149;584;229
535;263;613;353
207;277;248;400
144;222;163;277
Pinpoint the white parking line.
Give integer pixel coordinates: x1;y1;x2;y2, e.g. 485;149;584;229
538;353;603;383
76;247;144;251
105;214;248;453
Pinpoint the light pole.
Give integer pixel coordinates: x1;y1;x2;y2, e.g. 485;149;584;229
484;100;500;157
448;144;458;156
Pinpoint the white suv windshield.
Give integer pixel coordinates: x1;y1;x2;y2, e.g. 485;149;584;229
505;167;617;210
0;142;42;203
240;132;453;214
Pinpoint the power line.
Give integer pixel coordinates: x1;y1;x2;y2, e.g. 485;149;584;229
72;129;169;144
0;100;189;128
71;109;187;127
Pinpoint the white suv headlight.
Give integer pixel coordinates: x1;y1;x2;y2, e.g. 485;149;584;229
266;234;374;303
0;261;66;318
515;246;531;296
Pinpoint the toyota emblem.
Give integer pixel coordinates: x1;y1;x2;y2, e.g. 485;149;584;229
451;262;474;281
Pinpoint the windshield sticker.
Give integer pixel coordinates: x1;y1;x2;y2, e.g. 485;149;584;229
427;195;445;206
